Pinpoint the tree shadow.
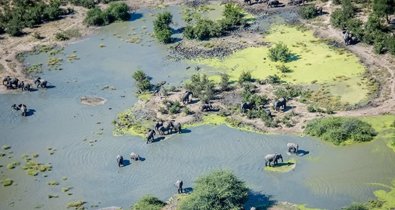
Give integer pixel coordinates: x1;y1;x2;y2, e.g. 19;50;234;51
130;12;143;21
172;27;184;35
287;54;300;62
245;191;277;210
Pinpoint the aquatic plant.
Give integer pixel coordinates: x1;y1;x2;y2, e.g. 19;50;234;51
179;170;248;210
305;117;377;145
48;180;59;186
23;159;52;176
238;71;254;85
48;194;59;199
132;195;166;210
7;161;20;169
25;64;43;73
2;178;14;187
2;145;11;150
62;186;72;192
67;200;86;209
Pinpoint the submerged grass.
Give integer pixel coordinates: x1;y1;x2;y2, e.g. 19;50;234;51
197;25;369;104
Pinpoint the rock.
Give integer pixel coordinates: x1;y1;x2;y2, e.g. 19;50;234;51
80;96;107;106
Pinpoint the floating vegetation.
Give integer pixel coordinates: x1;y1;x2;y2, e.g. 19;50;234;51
25;64;43;73
0;152;6;157
67;200;86;209
48;194;59;199
67;53;80;62
62;176;68;181
7;161;20;169
32;153;39;158
128;36;142;44
99;44;106;48
2;145;11;150
22;156;52;176
48;57;63;69
62;186;72;192
48;180;59;186
2;178;14;187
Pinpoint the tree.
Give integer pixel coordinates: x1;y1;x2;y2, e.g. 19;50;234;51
268;43;292;62
299;5;318;19
132;70;152;93
222;3;245;29
179;170;249;210
373;0;395;23
219;73;230;91
153;12;173;43
106;2;130;21
84;7;105;26
132;195;165;210
238;71;253;85
185;74;215;102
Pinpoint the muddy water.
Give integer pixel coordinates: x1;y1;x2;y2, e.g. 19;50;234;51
1;6;395;210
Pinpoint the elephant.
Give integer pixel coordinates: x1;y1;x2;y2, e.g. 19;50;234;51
343;31;358;46
11;104;19;111
154;121;164;132
241;102;254;113
2;76;11;86
12;104;27;116
170;121;182;134
18;81;24;89
265;153;283;167
201;103;213;112
244;0;252;4
146;129;156;144
130;152;140;161
267;0;280;7
5;77;19;89
316;6;323;15
175;180;183;194
287;143;299;154
116;155;124;167
158;121;174;135
273;97;287;111
182;91;193;105
34;77;48;88
288;0;304;5
23;84;32;91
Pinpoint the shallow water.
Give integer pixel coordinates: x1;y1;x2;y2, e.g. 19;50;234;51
1;5;395;210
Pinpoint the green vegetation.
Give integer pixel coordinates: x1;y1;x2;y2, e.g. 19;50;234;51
7;161;20;169
132;195;166;210
84;3;130;26
372;0;395;23
67;200;86;209
299;5;319;19
183;3;246;40
179;170;248;210
69;0;119;8
132;70;152;93
48;180;60;186
54;29;81;41
185;74;215;102
343;204;368;210
153;12;173;43
219;73;230;91
305;117;377;145
238;71;254;85
2;145;11;150
268;42;293;62
0;0;69;36
2;178;13;187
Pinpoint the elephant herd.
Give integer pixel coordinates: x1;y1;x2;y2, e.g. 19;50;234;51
2;76;48;91
146;120;183;144
265;142;299;167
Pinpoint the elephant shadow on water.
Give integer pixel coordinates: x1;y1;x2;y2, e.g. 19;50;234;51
121;160;130;167
296;149;309;157
183;187;193;194
25;109;36;117
245;192;277;210
180;129;191;134
151;136;166;143
273;162;294;167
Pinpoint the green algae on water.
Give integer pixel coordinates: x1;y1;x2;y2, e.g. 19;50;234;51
2;145;11;150
264;159;296;173
67;200;86;209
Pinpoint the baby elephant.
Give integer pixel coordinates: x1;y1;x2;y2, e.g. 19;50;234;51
287;143;299;154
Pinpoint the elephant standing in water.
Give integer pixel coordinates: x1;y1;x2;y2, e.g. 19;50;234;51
116;155;124;167
157;121;173;135
182;91;193;105
154;121;163;132
287;143;299;154
265;153;283;167
12;104;27;116
175;180;183;194
146;129;156;144
130;152;140;161
34;77;48;88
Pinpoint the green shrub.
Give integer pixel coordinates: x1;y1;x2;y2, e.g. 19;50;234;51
276;65;292;73
185;74;215;102
305;117;377;145
84;7;106;26
238;71;253;85
179;170;248;210
55;31;70;41
154;12;173;43
265;74;283;84
221;3;245;30
219;73;230;91
169;101;181;114
84;3;130;26
183;19;222;40
343;203;369;210
273;84;304;99
299;5;318;19
132;195;165;210
183;25;195;39
132;70;152;93
268;43;292;62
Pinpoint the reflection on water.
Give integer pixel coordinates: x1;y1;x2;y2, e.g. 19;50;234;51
0;6;395;210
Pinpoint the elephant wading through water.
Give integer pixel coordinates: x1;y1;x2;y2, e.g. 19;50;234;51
170;121;182;134
175;180;183;194
130;152;140;161
146;129;156;144
287;143;299;154
116;155;124;167
12;104;27;116
265;153;283;167
34;77;48;88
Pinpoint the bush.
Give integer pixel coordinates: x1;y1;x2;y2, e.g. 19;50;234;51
132;70;152;93
154;12;173;43
265;74;283;84
305;117;377;145
55;32;70;41
299;5;318;19
132;195;165;210
221;3;245;30
268;43;292;62
238;71;253;85
84;3;130;26
183;19;222;40
273;84;304;99
277;65;292;73
168;101;181;114
343;203;369;210
219;73;230;91
185;74;215;102
179;170;248;210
